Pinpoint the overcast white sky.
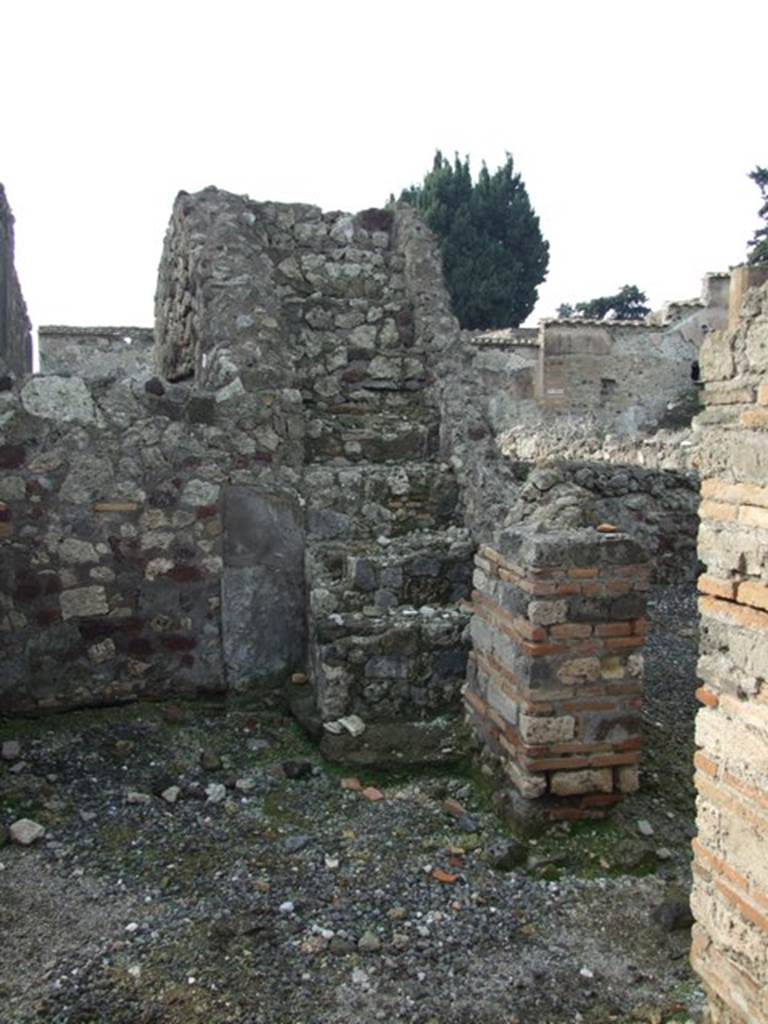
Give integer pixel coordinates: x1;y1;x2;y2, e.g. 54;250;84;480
2;0;766;332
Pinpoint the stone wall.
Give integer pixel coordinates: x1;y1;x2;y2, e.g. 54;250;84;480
38;326;154;378
0;370;304;713
464;526;648;829
2;190;473;761
504;461;700;583
0;185;32;379
691;278;768;1023
536;319;700;430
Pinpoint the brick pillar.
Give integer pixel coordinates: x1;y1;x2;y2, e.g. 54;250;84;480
691;282;768;1024
465;525;648;826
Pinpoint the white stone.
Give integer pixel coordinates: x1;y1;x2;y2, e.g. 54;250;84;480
1;740;21;761
60;586;108;620
10;818;45;845
550;769;613;797
338;715;366;738
21;376;101;425
145;557;174;581
88;639;115;663
181;479;220;506
58;537;99;564
519;713;575;745
161;786;181;804
215;377;246;404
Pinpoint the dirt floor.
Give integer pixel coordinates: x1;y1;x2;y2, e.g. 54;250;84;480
0;585;706;1024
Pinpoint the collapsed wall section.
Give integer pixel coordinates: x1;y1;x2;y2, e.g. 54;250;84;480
691;277;768;1023
0;185;32;379
465;526;648;827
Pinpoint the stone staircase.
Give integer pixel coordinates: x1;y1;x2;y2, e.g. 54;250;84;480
289;214;473;763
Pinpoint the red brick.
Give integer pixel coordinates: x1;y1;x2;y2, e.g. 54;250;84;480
594;622;632;637
699;593;768;634
550;622;592;640
604;636;644;650
695;686;719;709
738;580;768;611
519;640;566;657
698;575;737;600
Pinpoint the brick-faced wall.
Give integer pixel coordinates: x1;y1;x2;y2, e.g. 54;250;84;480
691;277;768;1024
464;525;649;824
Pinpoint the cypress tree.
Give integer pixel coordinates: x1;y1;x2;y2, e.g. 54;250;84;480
400;152;549;329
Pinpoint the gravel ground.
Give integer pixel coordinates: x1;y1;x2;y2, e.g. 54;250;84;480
0;584;705;1024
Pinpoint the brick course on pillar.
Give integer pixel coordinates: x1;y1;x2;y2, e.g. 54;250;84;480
464;525;649;821
691;275;768;1024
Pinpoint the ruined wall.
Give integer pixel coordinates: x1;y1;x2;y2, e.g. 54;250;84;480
0;185;32;379
2;191;472;750
38;326;154;378
465;526;648;829
504;461;700;583
536;319;699;430
0;371;304;713
691;279;768;1023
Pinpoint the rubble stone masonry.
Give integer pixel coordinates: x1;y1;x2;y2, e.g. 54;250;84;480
691;276;768;1023
464;525;649;823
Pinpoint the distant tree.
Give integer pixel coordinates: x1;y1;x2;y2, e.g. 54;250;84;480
747;165;768;265
556;284;650;321
399;151;549;329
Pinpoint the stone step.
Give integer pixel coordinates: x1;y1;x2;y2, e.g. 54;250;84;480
305;413;439;464
304;461;463;540
308;528;474;614
307;604;471;732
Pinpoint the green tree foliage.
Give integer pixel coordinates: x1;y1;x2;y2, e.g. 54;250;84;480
400;152;549;329
747;166;768;265
557;284;650;321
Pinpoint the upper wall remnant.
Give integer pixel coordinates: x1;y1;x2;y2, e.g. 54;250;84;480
692;275;768;1024
0;185;32;379
38;326;154;378
534;274;729;429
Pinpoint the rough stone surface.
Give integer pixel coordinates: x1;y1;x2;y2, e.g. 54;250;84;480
38;326;155;378
691;277;768;1024
21;376;101;425
9;818;45;845
0;185;32;378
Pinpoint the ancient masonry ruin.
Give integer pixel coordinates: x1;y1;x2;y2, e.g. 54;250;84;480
1;183;767;1022
691;263;768;1024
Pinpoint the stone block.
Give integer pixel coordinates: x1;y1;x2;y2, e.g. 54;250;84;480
60;587;108;619
616;764;640;793
550;768;613;796
21;376;100;425
527;598;567;626
222;565;305;691
519;713;575;745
